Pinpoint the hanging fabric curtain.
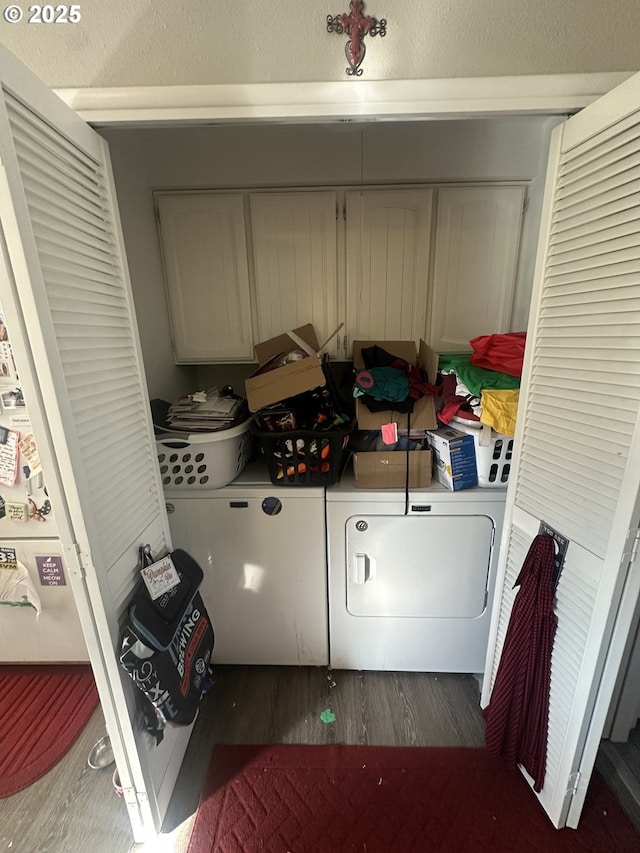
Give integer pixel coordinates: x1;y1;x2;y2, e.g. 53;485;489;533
483;533;556;791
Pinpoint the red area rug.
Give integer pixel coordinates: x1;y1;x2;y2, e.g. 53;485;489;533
187;744;639;852
0;665;99;797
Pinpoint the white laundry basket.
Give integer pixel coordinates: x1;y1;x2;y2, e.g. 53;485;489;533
451;419;514;487
156;417;253;489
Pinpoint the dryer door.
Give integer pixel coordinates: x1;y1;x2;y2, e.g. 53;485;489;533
346;514;494;618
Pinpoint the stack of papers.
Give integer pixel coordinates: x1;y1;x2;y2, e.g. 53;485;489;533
168;390;243;432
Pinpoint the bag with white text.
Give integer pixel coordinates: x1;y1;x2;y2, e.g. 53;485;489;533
119;548;214;727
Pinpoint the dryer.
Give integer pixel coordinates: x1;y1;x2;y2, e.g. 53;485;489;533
326;472;506;673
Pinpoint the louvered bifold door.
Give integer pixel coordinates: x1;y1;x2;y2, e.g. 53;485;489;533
482;72;640;830
0;47;184;842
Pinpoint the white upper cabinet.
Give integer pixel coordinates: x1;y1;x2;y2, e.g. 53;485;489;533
155;185;526;364
345;189;434;356
156;193;254;362
250;192;339;357
429;186;525;351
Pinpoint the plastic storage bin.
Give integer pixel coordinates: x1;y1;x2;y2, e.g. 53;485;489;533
252;421;353;486
156;417;253;489
452;420;513;487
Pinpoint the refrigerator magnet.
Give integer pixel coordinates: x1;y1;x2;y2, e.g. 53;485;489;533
6;501;28;522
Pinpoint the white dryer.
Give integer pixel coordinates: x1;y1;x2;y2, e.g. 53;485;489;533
163;464;328;667
326;472;506;673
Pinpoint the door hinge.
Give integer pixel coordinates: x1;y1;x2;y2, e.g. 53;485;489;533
123;785;148;815
522;196;529;215
343;202;347;221
63;542;87;580
336;202;339;221
623;528;640;565
630;529;640;564
566;771;581;796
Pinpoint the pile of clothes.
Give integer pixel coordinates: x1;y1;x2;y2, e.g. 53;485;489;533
351;332;526;451
438;332;526;437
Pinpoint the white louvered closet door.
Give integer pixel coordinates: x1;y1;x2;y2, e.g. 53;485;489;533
482;72;640;830
0;47;184;843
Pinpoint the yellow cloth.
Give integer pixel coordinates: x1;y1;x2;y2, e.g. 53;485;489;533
480;389;520;437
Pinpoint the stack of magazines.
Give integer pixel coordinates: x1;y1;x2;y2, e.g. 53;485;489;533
168;389;246;432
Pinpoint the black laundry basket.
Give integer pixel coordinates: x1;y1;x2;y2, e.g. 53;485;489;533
251;420;354;486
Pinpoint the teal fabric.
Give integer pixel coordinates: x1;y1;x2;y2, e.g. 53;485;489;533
354;367;409;402
438;353;521;397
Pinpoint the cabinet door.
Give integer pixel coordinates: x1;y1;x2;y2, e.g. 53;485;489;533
250;192;339;357
156;193;253;362
429;186;525;352
346;189;433;357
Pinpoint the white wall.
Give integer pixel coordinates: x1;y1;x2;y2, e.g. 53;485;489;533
1;0;638;88
102;116;560;399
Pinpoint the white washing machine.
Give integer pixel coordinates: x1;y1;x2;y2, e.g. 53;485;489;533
163;464;328;666
326;472;506;673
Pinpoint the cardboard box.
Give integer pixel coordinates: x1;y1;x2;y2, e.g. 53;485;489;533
245;324;326;412
353;450;432;489
352;340;439;432
427;425;478;491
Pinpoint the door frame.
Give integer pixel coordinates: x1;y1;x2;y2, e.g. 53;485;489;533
55;73;632;125
44;66;639;835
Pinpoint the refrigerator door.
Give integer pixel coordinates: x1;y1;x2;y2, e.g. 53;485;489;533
0;397;59;537
0;540;88;662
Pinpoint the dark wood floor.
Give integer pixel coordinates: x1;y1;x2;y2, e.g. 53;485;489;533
0;666;485;852
163;665;487;844
1;665;639;852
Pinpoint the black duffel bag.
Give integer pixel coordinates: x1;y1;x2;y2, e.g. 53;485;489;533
119;548;214;728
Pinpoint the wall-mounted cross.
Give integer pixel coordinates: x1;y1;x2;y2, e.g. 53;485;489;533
327;1;387;77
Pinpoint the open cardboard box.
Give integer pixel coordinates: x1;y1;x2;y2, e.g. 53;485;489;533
352;339;439;488
352;339;439;431
245;324;326;412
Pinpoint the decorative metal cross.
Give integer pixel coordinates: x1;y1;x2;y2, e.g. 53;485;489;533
327;1;387;77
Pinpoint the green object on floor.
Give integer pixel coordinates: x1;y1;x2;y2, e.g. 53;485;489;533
320;708;336;724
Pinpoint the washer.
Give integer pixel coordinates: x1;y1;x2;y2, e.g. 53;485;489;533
163;464;328;666
326;471;506;673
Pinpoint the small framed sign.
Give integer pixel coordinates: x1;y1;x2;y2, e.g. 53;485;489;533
140;554;181;601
